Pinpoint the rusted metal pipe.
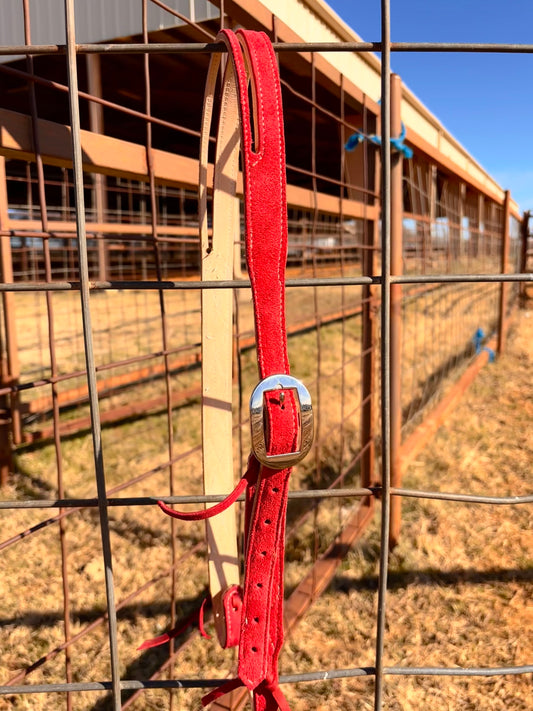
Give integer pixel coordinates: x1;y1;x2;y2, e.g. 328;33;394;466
388;74;404;549
360;108;377;489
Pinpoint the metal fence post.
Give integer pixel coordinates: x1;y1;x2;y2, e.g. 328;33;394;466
64;0;122;706
360;145;378;490
0;157;19;485
389;73;403;548
497;190;511;354
361;231;376;489
519;210;530;306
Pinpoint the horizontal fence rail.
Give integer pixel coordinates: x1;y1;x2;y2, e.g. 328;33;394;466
2;487;533;509
2;42;533;55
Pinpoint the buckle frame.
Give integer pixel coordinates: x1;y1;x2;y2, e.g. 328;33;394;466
249;374;314;470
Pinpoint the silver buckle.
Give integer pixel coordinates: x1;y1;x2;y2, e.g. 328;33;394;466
249;374;314;470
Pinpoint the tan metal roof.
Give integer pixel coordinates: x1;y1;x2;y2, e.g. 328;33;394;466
263;0;516;211
0;0;218;51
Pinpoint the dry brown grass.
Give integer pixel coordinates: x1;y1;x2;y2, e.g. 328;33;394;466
279;308;532;711
0;298;530;710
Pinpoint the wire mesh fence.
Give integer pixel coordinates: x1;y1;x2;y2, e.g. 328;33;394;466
0;1;531;710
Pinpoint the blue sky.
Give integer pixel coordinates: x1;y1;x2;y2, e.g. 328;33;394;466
327;0;533;211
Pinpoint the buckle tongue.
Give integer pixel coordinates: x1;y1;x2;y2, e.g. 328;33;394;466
249;374;314;469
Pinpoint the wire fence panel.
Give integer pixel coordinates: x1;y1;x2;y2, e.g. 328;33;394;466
0;0;530;710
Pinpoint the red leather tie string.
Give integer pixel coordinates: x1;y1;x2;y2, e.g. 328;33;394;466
158;29;313;711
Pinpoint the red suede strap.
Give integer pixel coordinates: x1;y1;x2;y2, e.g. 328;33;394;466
213;29;298;710
138;594;211;650
202;678;291;711
157;461;258;521
158;28;301;710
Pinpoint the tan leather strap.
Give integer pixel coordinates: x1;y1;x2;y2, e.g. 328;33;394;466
199;45;241;647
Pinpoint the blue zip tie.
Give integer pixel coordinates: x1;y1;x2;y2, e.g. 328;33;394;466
473;328;495;362
345;122;413;159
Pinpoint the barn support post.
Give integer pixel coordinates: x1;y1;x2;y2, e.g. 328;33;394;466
423;164;437;273
473;193;484;260
0;157;18;485
388;73;404;549
447;181;461;264
497;190;511;354
459;182;466;260
87;53;109;282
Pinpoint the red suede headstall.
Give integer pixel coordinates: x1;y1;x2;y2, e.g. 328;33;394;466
152;29;314;710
